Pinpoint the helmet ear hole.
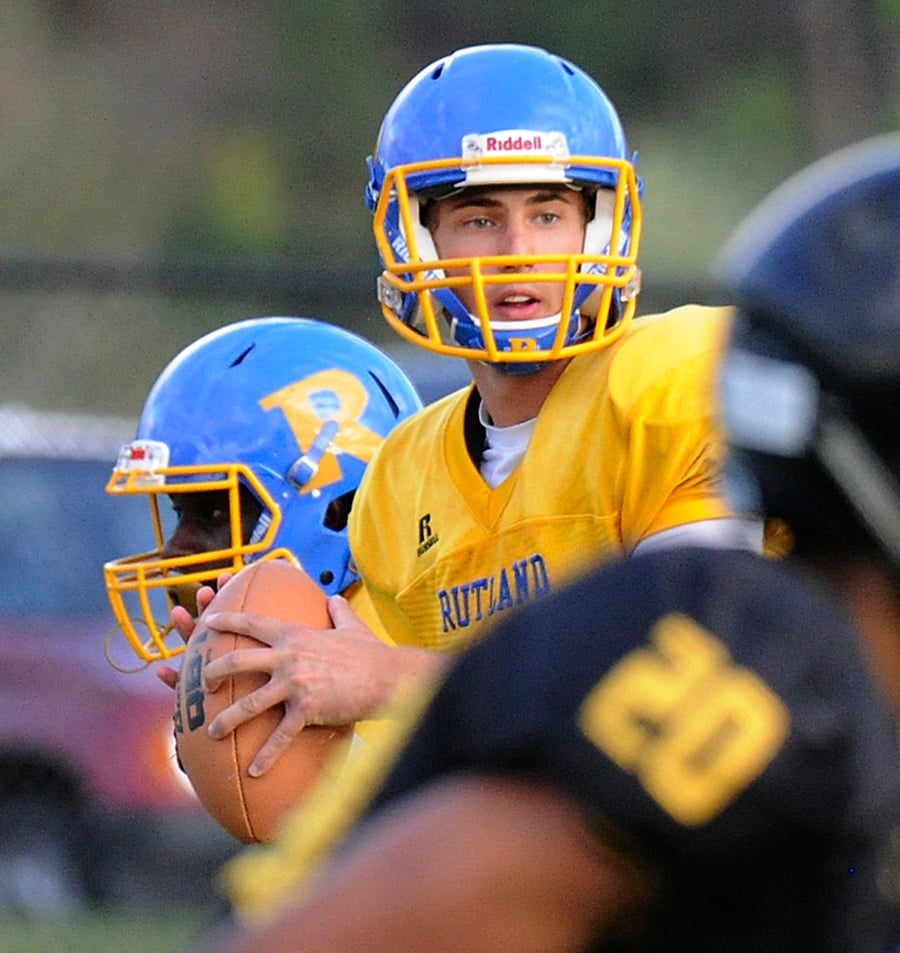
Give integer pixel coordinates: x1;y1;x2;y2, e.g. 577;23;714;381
324;490;355;532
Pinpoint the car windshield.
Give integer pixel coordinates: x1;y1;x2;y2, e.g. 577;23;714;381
0;458;148;616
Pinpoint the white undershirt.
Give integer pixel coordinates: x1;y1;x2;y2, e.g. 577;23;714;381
632;518;764;555
479;401;536;489
478;400;763;554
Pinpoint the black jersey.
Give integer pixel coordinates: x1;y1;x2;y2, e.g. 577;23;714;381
370;547;900;953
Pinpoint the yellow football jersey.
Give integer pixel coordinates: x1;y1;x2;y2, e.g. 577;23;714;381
349;304;735;653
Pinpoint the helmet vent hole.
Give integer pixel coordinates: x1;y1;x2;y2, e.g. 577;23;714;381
430;64;444;80
229;344;256;367
319;570;335;586
369;372;403;418
324;490;355;531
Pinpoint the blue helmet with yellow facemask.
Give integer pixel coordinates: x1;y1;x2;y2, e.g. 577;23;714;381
366;44;644;372
104;316;422;665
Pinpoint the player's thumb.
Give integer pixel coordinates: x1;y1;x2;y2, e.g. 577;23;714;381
327;593;360;630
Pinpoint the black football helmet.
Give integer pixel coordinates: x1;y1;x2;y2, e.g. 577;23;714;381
717;131;900;570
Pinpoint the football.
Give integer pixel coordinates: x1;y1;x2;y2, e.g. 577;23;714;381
173;559;353;844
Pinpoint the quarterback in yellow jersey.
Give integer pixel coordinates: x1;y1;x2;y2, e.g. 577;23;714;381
197;44;760;781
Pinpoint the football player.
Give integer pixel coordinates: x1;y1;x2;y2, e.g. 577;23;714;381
196;44;763;777
191;134;900;953
103;316;423;735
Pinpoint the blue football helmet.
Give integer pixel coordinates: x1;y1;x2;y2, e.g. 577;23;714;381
718;131;900;570
366;44;643;371
104;317;423;665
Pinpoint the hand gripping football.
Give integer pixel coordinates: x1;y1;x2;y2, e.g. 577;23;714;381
174;559;353;844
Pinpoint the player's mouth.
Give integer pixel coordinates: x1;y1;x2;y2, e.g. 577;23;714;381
489;288;549;320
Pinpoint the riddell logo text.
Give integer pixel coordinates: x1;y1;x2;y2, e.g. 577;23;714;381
485;134;543;152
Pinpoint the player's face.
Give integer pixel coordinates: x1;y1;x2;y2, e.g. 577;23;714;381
427;185;588;322
161;487;263;602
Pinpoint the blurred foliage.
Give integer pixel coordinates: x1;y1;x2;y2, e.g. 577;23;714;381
0;0;897;413
0;908;212;953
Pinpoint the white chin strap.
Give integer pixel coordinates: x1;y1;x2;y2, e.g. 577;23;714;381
467;310;564;334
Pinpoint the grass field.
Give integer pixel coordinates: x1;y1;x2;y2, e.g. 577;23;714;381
0;908;219;953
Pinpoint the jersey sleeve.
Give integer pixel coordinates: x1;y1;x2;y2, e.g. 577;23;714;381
606;307;736;550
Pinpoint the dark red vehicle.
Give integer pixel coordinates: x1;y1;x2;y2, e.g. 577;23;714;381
0;405;237;915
